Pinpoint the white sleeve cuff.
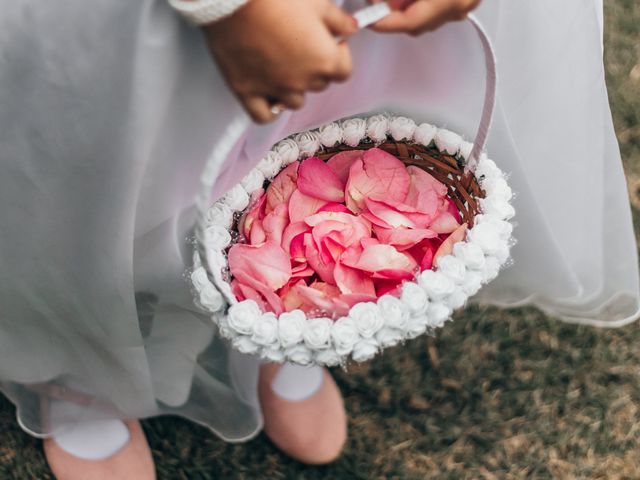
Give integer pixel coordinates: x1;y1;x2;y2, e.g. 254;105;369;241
168;0;249;26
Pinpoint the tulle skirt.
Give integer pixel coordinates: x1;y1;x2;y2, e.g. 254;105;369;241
0;0;636;440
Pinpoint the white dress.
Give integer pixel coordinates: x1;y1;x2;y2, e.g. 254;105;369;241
0;0;637;441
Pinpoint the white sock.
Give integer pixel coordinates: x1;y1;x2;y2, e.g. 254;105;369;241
50;400;131;461
270;363;325;402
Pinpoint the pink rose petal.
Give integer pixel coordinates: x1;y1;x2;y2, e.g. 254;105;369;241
228;242;292;291
304;233;336;285
282;221;311;254
262;203;289;245
334;262;376;296
327;150;363;183
288;189;328;223
233;270;284;314
429;211;460;234
433;223;468;264
266;162;299;213
239;189;266;239
345;148;410;213
232;280;269;312
318;202;351;214
342;243;418;276
373;226;437;251
364;197;416;229
405;166;447;216
297;157;345;203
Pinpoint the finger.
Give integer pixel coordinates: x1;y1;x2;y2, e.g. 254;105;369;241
329;42;353;82
323;3;358;37
278;91;305;110
243;95;275;124
371;1;443;33
308;77;330;92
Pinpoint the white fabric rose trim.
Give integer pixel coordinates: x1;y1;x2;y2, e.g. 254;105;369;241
190;266;211;291
434;129;462;155
295;131;321;157
232;336;259;355
315;349;342;367
273;139;300;166
223;184;250;211
400;282;429;315
419;270;456;300
459;141;474;160
427;302;452;327
331;317;359;355
481;177;512;201
453;242;486;270
318;122;343;147
378;294;410;329
206;203;234;229
389;116;416;141
341;118;367;147
256;152;283;179
349;302;384;338
198;283;224;312
227;300;260;335
436;255;467;284
278;310;306;348
376;327;405;347
240;169;265;194
285;344;313;365
366;115;389;143
251;312;279;346
462;271;483;296
481;256;501;282
414;123;437;146
204;224;232;250
352;338;379;362
475;156;502;181
405;315;429;339
303;317;333;349
480;195;516;220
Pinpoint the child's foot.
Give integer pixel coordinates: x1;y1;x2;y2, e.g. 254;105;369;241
43;419;155;480
258;362;347;464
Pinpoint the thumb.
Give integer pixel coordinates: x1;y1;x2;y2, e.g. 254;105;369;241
323;3;358;37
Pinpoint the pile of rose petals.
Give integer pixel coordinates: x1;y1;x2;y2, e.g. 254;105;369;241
228;148;467;318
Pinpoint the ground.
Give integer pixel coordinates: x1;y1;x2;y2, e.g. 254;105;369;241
1;1;639;478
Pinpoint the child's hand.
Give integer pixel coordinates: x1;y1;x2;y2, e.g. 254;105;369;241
203;0;358;124
371;0;481;36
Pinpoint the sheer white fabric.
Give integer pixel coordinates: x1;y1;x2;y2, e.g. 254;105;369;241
0;0;636;441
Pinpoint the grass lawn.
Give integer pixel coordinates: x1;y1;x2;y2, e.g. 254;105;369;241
1;1;639;478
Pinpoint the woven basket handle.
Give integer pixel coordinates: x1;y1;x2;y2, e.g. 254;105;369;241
195;7;497;298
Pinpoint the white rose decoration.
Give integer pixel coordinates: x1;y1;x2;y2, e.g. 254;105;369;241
493;244;511;264
342;118;367;147
436;255;466;284
376;327;405;348
285;344;313;365
190;266;211;290
274;139;300;166
434;129;462;155
216;314;233;338
223;184;250;211
405;315;429;339
331;317;360;355
232;336;259;355
318;122;343;147
257;151;284;179
206;202;234;229
462;271;483;296
482;256;501;282
315;349;342;367
303;317;332;349
414;123;437;146
240;169;265;194
278;310;306;348
427;302;452;328
481;176;512;201
227;300;261;335
453;242;486;270
349;302;384;338
459;141;474;160
475;214;513;240
419;270;456;300
205;224;232;250
352;338;379;362
366;115;389;143
475;156;502;181
400;282;429;315
251;313;279;346
378;294;410;329
480;195;515;221
467;222;503;256
261;348;285;363
389;116;416;141
445;291;467;310
295;131;321;157
199;283;224;312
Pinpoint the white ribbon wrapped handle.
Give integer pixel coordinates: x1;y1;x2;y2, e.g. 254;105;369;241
195;7;498;307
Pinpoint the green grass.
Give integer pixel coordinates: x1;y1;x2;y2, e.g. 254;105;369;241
2;1;640;478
